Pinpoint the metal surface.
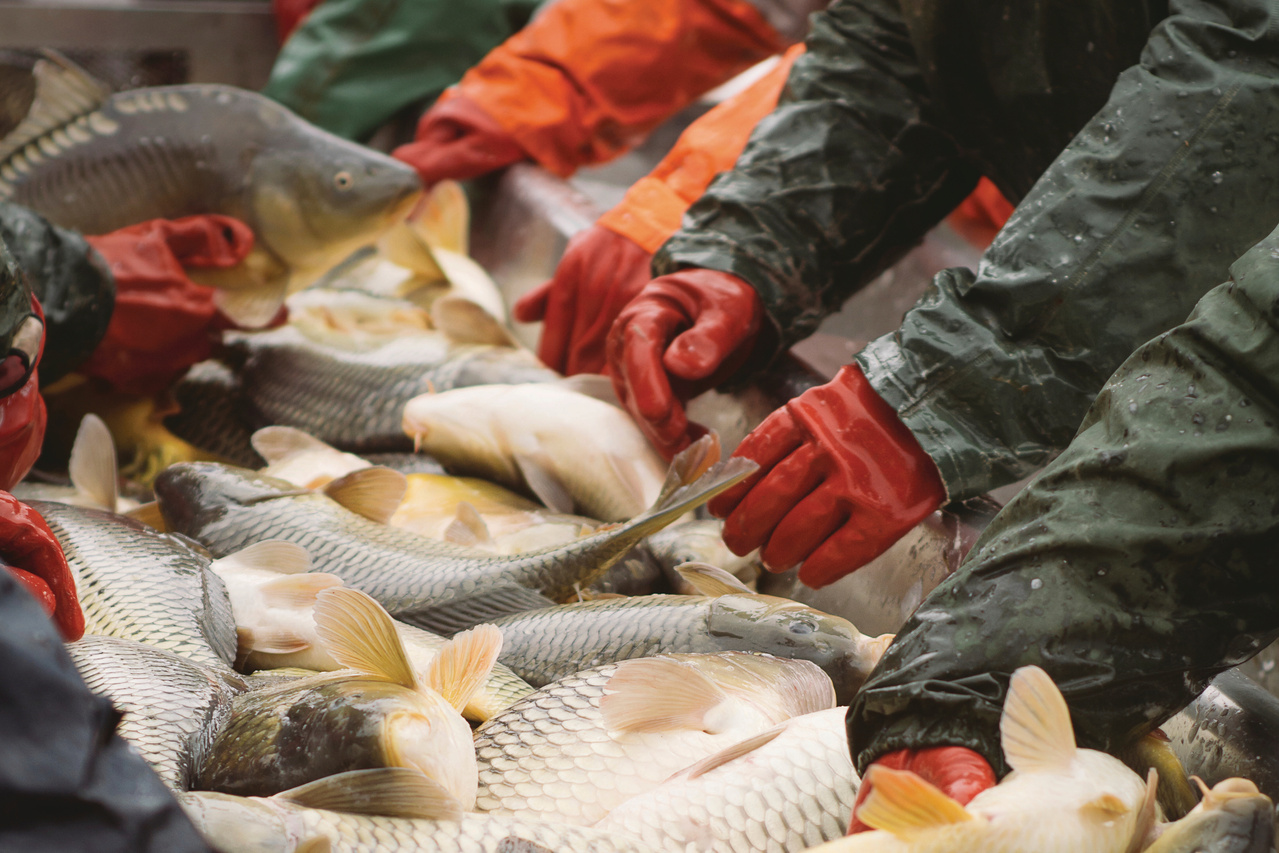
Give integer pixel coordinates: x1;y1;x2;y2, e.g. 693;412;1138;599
0;0;277;89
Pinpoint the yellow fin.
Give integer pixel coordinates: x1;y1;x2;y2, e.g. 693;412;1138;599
251;426;340;463
210;539;312;575
126;501;167;530
323;467;407;524
1084;793;1130;816
313;587;416;689
857;766;974;838
1000;665;1077;774
274;767;463;821
423;623;502;711
379;219;445;280
678;727;784;780
68;413;118;512
676;562;753;597
600;657;727;733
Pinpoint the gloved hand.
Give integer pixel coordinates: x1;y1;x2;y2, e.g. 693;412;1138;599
0;295;46;493
707;364;946;587
514;225;653;376
80;216;258;396
393;94;528;186
0;492;83;641
607;269;762;458
849;747;995;833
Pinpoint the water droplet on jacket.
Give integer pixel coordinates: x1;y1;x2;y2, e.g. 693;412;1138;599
1211;171;1223;184
1030;578;1042;590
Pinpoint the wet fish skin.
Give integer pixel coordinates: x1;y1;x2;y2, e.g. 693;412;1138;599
68;635;244;790
1145;779;1275;853
181;789;660;853
490;593;889;705
153;458;752;632
165;359;264;469
596;707;859;853
644;518;759;591
31;499;237;670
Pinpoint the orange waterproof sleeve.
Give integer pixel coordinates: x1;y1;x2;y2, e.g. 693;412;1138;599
946;177;1015;248
599;44;803;253
459;0;787;177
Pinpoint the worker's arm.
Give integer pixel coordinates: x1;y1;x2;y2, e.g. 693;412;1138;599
850;220;1279;774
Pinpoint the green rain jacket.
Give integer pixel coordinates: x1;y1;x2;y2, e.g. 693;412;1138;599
849;220;1279;775
657;0;1279;500
263;0;544;141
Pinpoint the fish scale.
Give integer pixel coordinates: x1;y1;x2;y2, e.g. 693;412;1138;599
31;499;237;670
68;635;243;791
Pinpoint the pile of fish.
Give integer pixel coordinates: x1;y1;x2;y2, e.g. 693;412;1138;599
4;55;1276;853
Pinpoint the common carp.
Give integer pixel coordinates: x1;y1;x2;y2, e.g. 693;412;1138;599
153;439;754;634
0;54;422;326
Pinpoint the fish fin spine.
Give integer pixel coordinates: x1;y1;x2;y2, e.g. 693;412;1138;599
423;623;502;711
677;727;785;780
999;665;1077;774
857;766;974;838
313;587;416;688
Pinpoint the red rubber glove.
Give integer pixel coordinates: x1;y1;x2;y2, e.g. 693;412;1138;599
707;364;946;587
393;93;528;186
513;225;653;376
0;295;46;493
0;492;83;641
80;216;259;396
606;269;762;459
849;747;995;833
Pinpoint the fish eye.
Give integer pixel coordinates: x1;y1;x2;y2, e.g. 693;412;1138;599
788;618;817;635
334;171;353;190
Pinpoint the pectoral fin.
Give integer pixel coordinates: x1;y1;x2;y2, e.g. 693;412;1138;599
313;587;416;689
1000;665;1077;774
275;767;462;821
600;657;727;733
323;467;407;524
856;766;974;839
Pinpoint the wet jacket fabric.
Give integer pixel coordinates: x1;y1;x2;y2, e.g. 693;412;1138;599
0;204;114;388
0;567;212;851
657;0;1279;500
262;0;544;141
848;221;1279;777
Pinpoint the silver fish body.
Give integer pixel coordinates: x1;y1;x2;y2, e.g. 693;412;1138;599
67;635;244;790
31;499;237;670
222;326;556;453
153;460;751;633
491;593;888;705
165;359;264;469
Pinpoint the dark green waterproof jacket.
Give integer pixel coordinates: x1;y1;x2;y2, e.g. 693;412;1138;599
658;0;1279;500
849;219;1279;777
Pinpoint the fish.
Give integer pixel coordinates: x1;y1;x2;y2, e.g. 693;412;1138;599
596;706;860;852
250;426;444;488
30;498;238;670
643;518;760;592
164;359;265;469
284;288;435;349
181;768;660;852
14;413;138;512
1144;778;1275;853
152;437;755;635
198;588;492;808
812;666;1156;853
67;634;244;790
219;324;556;454
209;546;533;722
402;382;667;522
0;53;422;326
491;563;892;705
473;652;835;826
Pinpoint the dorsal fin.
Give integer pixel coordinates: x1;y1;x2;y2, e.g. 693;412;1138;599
857;766;974;838
676;562;753;596
68;413;118;512
324;467;407;524
600;657;727;733
313;587;416;688
676;727;785;780
252;426;338;463
1000;665;1077;774
0;51;109;163
210;539;312;575
442;502;493;548
275;768;463;820
423;623;502;711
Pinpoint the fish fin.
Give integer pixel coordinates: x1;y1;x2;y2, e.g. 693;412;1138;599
555;374;620;407
1200;777;1263;809
443;502;493;547
430;294;516;347
313;587;416;689
275;767;463;821
676;562;753;597
294;838;331;853
239;626;311;655
423;623;502;711
415;180;469;255
0;51;109;164
259;572;344;608
999;665;1077;774
210;539;312;575
600;657;727;733
398;584;556;636
68;414;118;512
856;766;974;838
251;426;339;463
605;453;649;515
676;727;785;781
379;219;445;280
213;278;289;329
655;434;723;506
1083;793;1130;816
513;453;574;515
125;501;167;531
1123;769;1161;853
323;467;407;525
